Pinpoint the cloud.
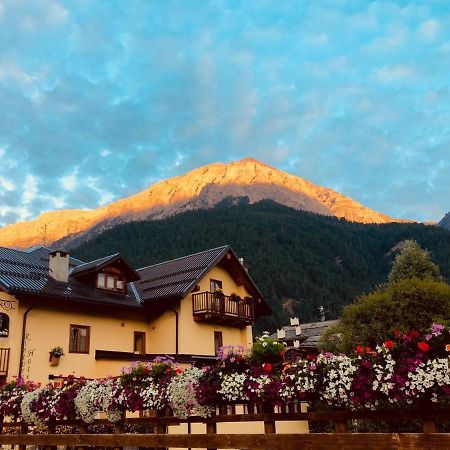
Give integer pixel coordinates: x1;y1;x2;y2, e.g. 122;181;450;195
418;19;440;41
375;64;417;83
0;0;448;226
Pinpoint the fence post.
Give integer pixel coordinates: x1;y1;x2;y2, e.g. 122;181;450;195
76;422;88;450
155;409;168;450
113;413;125;450
18;423;27;450
46;421;57;450
334;420;349;433
422;419;437;433
262;402;276;434
206;420;217;450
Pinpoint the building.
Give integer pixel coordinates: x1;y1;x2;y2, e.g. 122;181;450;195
0;244;271;383
270;318;339;359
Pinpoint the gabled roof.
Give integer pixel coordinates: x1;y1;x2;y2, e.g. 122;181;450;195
0;246;141;309
132;245;272;316
70;253;140;281
133;246;230;301
270;319;339;349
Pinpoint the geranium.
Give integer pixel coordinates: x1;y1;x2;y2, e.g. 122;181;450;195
383;340;394;349
418;342;431;352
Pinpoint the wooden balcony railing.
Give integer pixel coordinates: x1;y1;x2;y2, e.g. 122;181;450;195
1;406;450;449
0;348;10;376
192;292;254;325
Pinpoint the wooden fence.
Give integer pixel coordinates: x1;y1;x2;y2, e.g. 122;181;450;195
1;406;450;449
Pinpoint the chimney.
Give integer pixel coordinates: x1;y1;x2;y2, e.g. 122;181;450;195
277;328;286;339
49;250;70;282
290;317;299;326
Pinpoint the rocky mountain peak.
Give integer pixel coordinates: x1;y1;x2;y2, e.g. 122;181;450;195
0;157;402;249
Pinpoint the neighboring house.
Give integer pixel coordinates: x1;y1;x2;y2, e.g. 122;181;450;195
0;245;271;384
270;318;339;358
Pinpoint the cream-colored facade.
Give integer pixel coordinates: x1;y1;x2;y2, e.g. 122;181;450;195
1;265;253;384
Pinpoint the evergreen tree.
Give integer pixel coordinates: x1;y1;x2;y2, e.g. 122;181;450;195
388;240;440;284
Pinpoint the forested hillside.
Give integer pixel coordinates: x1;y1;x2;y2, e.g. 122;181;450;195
71;200;450;332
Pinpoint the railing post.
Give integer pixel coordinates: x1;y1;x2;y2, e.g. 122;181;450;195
155;409;168;450
45;421;57;450
262;402;276;434
334;420;348;433
422;419;437;433
76;422;88;450
18;422;27;450
206;420;217;450
113;413;125;450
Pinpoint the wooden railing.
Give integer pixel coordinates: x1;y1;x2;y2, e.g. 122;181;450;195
0;348;9;376
1;406;450;449
192;291;254;325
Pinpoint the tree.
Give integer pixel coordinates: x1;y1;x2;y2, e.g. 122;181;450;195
321;241;448;353
320;278;450;353
388;240;440;284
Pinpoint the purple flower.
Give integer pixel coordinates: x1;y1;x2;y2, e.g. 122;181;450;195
431;323;445;337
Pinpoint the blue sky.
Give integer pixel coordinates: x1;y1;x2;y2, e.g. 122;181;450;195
0;0;449;226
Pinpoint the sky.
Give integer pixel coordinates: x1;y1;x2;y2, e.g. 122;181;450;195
0;0;449;226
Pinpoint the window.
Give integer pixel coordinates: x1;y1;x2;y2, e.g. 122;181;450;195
134;332;146;355
210;279;222;293
0;313;9;338
69;325;90;353
97;272;125;292
214;331;223;355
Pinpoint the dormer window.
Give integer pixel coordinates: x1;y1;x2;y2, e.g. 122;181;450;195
97;272;126;292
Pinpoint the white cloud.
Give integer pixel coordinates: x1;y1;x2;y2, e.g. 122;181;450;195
0;176;15;191
418;19;440;41
375;64;417;83
0;61;36;84
22;174;38;205
61;173;77;191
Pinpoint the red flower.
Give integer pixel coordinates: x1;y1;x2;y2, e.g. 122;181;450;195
383;340;394;349
418;341;430;352
407;331;421;340
393;329;400;337
262;363;272;372
356;346;364;354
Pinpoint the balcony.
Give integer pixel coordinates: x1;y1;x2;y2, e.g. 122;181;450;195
192;291;254;326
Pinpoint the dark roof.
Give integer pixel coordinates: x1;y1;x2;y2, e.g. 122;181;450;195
0;244;270;316
133;246;230;301
70;253;140;281
270;319;339;350
132;245;271;316
0;246;141;309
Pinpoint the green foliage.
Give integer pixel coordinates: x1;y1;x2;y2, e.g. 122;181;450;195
71;200;450;334
250;333;285;365
321;278;450;353
388;240;441;284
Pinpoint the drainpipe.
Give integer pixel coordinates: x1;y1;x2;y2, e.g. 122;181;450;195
168;308;179;355
18;303;36;378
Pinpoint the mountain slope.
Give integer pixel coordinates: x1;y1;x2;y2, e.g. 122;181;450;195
0;157;402;249
439;212;450;230
70;201;450;332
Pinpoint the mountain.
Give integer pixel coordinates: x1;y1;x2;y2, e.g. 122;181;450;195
0;157;403;249
70;201;450;332
439;212;450;230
